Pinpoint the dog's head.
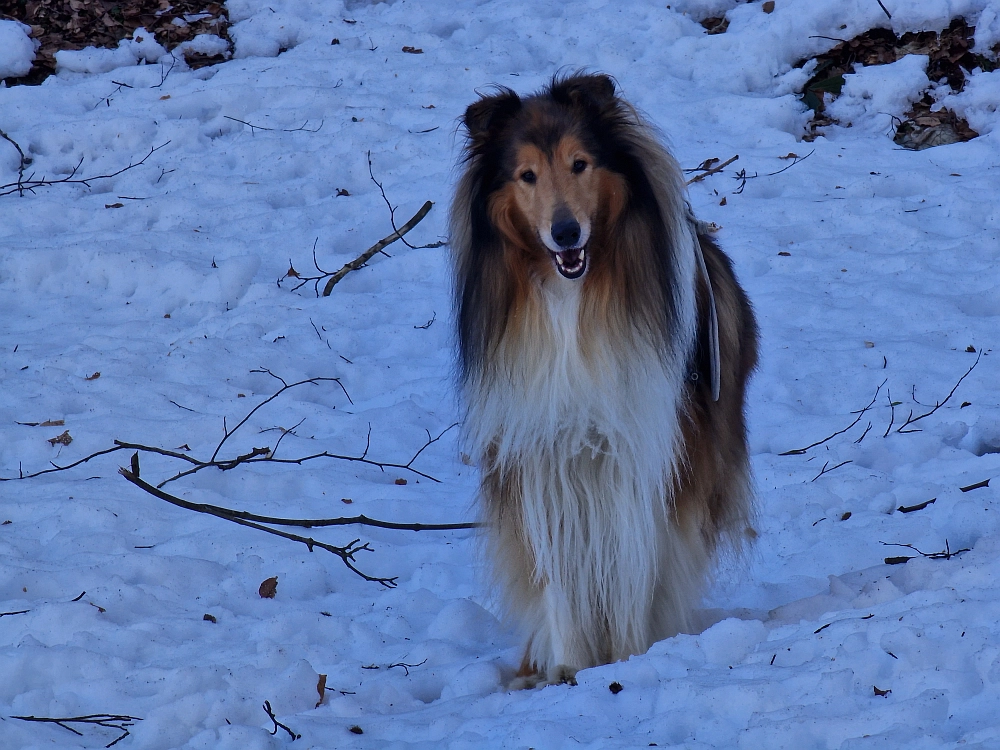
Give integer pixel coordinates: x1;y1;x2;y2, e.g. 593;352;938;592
462;74;628;281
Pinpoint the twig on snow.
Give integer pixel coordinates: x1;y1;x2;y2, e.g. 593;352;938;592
897;497;936;513
120;456;401;587
387;658;427;676
367;151;443;250
960;478;990;493
224;116;324;134
11;714;142;748
881;539;969;565
876;0;892;20
0;128;29;195
262;701;301;740
729;150;815;194
779;379;886;455
414;312;436;330
883;388;896;437
321;200;434;296
811;459;852;482
896;352;981;433
279;202;435;297
0;142;170;198
685;155;739;185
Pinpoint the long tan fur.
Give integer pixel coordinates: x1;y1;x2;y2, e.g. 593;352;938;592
451;74;758;686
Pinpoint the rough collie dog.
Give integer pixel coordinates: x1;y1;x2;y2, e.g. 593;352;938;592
451;74;758;687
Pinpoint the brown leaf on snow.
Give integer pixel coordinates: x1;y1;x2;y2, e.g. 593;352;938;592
85;372;101;380
259;576;278;599
394;478;408;485
48;430;72;446
316;674;327;707
402;46;423;54
874;685;891;697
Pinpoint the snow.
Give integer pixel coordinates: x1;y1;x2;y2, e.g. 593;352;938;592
826;55;930;132
55;28;168;75
0;20;37;79
1;0;999;747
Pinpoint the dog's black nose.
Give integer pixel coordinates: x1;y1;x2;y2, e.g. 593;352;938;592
551;219;581;249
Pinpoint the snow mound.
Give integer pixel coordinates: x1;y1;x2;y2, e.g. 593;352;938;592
826;54;930;132
0;20;37;79
942;69;1000;135
55;27;167;75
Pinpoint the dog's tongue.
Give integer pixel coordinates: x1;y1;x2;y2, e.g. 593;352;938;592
553;246;587;279
559;248;582;266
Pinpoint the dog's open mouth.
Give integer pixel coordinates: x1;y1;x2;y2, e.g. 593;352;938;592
551;246;587;279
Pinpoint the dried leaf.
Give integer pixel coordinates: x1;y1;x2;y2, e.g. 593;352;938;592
40;419;65;426
203;613;217;623
259;576;278;599
609;681;624;694
105;203;124;208
349;726;364;734
874;685;891;697
394;478;408;485
316;674;327;707
85;372;101;380
341;497;353;504
762;1;775;12
402;46;423;54
48;430;72;446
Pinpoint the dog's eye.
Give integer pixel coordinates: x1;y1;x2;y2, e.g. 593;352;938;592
520;170;536;184
572;160;587;174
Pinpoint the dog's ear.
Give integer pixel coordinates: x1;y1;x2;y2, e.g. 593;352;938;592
463;88;522;145
550;74;617;113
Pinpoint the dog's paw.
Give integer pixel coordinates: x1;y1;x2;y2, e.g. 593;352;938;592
547;664;578;686
508;664;579;690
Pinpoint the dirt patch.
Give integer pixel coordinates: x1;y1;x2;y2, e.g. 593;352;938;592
699;16;729;36
1;0;230;86
797;19;995;147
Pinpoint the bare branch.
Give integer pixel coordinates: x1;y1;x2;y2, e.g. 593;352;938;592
780;379;886;455
262;701;300;740
387;658;427;676
0;128;28;196
811;459;852;482
897;352;981;433
211;370;351;462
120;459;399;587
881;539;969;565
224;116;323;134
321;201;433;296
12;714;141;748
685;155;739;185
0;142;170;198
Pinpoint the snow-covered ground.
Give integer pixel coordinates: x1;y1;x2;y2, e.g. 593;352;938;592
2;0;1000;747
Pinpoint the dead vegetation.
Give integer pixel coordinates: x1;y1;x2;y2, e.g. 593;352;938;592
1;0;230;86
796;18;994;147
